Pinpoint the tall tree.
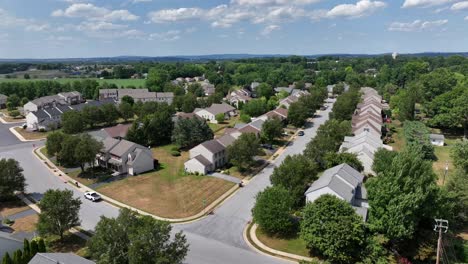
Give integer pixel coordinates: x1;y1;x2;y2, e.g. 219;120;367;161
330;89;359;121
366;148;439;243
37;189;81;239
172;117;213;148
372;148;398;175
287;101;309;127
74;134;103;172
61;110;85;134
227;133;260;171
57;135;80;167
0;159;25;200
270;155;318;208
261;117;283;144
46;131;66;156
101;103;120;126
301;195;365;264
88;208;189;264
252;186;295;236
119;102;134;121
324;152;364;172
255;83;274;99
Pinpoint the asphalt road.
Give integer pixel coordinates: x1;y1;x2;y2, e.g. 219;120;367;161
0;99;334;264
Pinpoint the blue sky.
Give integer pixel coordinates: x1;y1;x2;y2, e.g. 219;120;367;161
0;0;467;58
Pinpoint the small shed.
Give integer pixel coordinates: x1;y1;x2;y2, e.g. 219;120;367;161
429;134;445;146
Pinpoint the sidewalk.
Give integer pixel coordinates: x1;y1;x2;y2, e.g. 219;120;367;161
0;114;25;124
9;126;44;142
246;223;314;263
33;146;240;223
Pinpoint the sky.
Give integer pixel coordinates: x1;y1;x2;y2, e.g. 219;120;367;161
0;0;467;58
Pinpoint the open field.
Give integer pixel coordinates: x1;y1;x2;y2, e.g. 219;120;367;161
14;127;49;140
256;228;311;258
0;77;147;87
96;144;235;218
432;138;460;185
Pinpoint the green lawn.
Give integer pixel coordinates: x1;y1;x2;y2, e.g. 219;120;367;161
0;78;147;88
256;227;311;258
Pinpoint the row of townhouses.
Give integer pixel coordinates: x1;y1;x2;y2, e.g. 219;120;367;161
339;87;392;175
184;107;288;175
99;88;174;104
171;76;216;96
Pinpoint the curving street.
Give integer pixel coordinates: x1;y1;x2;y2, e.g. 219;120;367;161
0;99;333;264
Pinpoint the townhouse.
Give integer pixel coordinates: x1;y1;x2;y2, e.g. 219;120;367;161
99;88;174;105
194;103;236;124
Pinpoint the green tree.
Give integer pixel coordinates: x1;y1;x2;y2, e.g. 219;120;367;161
324;152;364;172
74;134;103;172
23;239;30;260
61;111;85;134
330;89;359;121
37;189;81;239
255;83;274;99
240;113;251;123
215;113;225;123
146;68;169;91
0;158;25;200
143;109;174;146
227;133;260;171
288;101;309;127
2;252;12;264
121;95;135;106
172;117;213;148
46;131;66;157
242;99;268;117
37;238;46;253
451;140;468;173
366;148;439;242
88;208;189;264
261;117;283;144
252;186;295;235
300;195;365;264
101;103;120;126
372;148;398;175
82;106;104;128
30;240;39;258
271;155;318;208
119;102;134;121
57;135;80;167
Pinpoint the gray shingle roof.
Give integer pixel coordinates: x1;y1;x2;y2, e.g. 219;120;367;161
102;137;120;152
305;164;364;203
201;139;225;154
109;139;136;157
193;155;212;167
216;134;236;147
204;103;236;116
430;134;445;140
29;253;95;264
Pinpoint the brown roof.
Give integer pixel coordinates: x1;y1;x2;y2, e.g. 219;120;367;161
239;125;260;134
216;134;236;147
103;124;131;138
273;108;288;118
352;120;381;134
224;128;240;135
201;139;225;154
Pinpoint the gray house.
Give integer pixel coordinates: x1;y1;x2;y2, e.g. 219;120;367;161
305;163;369;220
97;138;154;176
29;253;95;264
430;134;445;146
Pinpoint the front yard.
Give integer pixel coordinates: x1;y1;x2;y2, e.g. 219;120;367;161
255;227;311;258
96;144;236;219
14;126;49;140
0;198;38;234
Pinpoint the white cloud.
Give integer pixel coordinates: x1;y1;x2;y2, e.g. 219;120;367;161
402;0;453;8
261;24;281;35
0;8;30;27
451;1;468;10
148;7;205;23
52;3;139;21
388;19;448;31
253;6;306;23
231;0;320;6
25;24;51;32
132;0;152;3
76;21;128;32
149;30;181;41
326;0;387;18
465;15;468;20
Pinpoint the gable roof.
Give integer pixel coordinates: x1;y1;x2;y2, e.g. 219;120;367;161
193;155;212;167
201;139;225;154
216;134;236;147
29;253;95;264
103;124;131;139
305;164;364;203
109;139;137;157
102;137;120;153
203;103;236;116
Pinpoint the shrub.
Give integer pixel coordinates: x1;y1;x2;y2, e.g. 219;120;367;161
39;128;46;132
9;110;21;118
170;150;181;157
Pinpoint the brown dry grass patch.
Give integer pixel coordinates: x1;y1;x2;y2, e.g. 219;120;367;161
0;199;30;217
14;127;49;140
97;145;235;218
11;214;38;233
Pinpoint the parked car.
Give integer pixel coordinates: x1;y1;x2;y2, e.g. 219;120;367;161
84;191;101;202
298;130;305;136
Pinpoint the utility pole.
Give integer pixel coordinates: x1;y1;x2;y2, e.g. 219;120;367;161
442;161;449;185
434;219;448;264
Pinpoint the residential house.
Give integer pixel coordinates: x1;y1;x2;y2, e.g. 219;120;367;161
305;163;368;220
24;95;66;113
261;108;288;121
430;134;445;146
96;138;154;176
184;139;227;174
194;103;236;124
0;233;22;259
99;89;174;104
274;87;294;95
0;94;8;109
29;253;95;264
250;82;260;93
26;100;114;131
227;89;252;108
57;91;83;105
200;81;216;96
279;90;310;109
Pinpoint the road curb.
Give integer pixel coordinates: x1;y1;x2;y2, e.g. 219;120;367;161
245;223;314;263
9;126;44;142
0;115;25;124
33;146;241;224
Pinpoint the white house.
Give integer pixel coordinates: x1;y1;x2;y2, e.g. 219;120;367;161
194;103;236;124
305;163;368;220
430;134;445;146
184;139;227;174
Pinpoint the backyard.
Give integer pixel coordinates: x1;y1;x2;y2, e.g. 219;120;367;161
96;144;235;219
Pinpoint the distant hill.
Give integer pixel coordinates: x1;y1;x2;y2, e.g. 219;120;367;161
0;52;467;63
